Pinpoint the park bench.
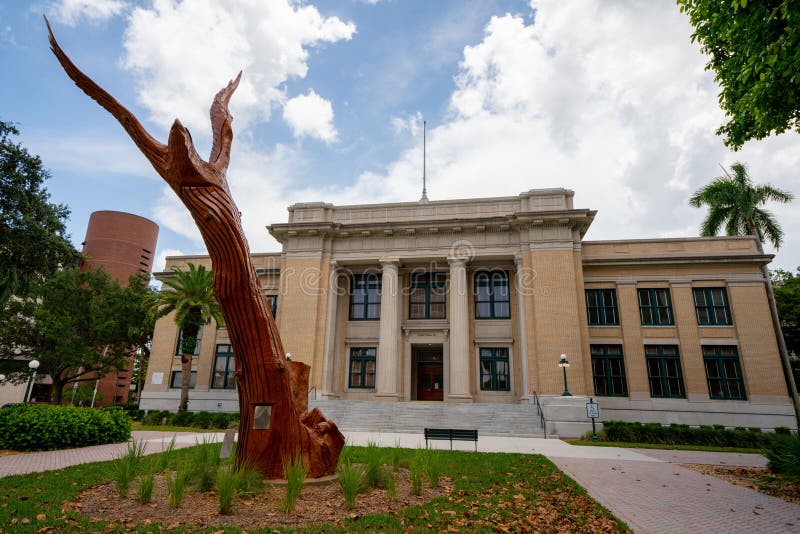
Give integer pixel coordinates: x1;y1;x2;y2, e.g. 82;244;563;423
424;428;478;451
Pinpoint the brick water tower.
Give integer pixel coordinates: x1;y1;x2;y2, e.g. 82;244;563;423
81;211;159;405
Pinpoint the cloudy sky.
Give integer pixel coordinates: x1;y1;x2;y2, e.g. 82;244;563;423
2;0;798;272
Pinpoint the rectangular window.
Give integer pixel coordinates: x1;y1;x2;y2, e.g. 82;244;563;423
479;347;510;391
211;344;236;389
175;326;203;357
409;272;447;319
645;345;685;398
169;370;197;389
348;347;376;389
474;271;511;319
703;345;746;400
638;288;674;326
693;287;732;326
266;295;278;318
590;345;628;396
349;274;381;320
585;289;619;326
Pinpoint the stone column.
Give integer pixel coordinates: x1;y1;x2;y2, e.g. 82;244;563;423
376;258;401;400
448;256;472;402
320;260;340;399
515;255;531;399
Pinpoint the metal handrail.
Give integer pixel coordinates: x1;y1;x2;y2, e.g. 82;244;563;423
532;390;547;439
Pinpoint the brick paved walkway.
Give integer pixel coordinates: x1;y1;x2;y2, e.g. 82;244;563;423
0;431;223;478
627;447;768;468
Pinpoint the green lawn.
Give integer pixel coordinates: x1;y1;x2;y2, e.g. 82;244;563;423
566;439;765;454
133;423;218;433
0;444;630;533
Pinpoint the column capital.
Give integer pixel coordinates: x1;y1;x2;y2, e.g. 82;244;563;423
378;257;400;267
446;255;469;265
514;254;524;267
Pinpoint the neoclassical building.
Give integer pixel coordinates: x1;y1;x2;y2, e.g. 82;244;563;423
140;189;796;432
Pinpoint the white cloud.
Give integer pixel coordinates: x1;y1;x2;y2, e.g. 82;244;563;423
154;248;186;273
283;90;338;143
391;111;423;136
121;0;355;136
47;0;126;26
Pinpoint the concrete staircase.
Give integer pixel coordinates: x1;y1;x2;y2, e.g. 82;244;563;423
308;400;545;437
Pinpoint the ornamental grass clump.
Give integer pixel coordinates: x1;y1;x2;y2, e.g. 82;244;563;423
338;461;363;510
185;436;221;491
112;440;146;498
364;440;386;488
166;468;186;508
282;455;306;512
216;464;241;515
409;450;425;496
156;436;177;471
389;441;403;471
423;448;442;487
385;469;397;501
136;472;155;504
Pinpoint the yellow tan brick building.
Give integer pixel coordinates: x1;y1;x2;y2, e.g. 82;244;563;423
140;189;796;435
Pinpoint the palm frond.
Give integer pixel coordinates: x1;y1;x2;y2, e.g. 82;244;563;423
755;208;785;248
699;206;731;237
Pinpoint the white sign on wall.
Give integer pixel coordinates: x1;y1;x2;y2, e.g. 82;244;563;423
151;372;163;385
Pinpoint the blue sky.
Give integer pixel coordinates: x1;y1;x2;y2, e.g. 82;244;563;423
1;1;798;272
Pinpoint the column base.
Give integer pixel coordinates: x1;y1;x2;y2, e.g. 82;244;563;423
446;393;473;403
374;393;403;402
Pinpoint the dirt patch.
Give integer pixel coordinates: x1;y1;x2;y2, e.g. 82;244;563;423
68;468;450;530
682;464;800;505
0;450;24;457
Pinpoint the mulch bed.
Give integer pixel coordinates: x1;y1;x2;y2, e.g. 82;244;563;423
681;464;800;505
67;467;451;530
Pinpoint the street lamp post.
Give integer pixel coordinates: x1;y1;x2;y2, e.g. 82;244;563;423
558;354;572;397
23;360;40;403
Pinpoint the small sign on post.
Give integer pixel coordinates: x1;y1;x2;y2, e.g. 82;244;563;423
219;428;236;459
586;398;600;441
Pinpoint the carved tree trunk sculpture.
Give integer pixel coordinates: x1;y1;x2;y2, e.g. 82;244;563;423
46;19;344;479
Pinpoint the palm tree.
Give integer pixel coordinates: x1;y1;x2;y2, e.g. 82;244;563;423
690;162;799;427
148;263;223;413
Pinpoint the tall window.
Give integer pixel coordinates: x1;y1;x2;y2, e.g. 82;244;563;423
638;288;674;326
348;347;376;388
703;345;746;400
591;345;628;396
479;347;510;391
693;287;732;326
350;274;381;320
409;272;446;319
175;326;203;357
585;289;619;326
474;271;511;319
266;295;278;318
169;370;196;389
212;344;236;389
645;345;685;398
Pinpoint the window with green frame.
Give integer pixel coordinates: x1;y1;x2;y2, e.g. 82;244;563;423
211;344;236;389
702;345;746;400
169;370;196;389
479;347;510;391
585;289;619;325
590;345;628;396
645;345;685;398
693;287;732;326
348;347;376;388
265;295;278;318
349;274;381;320
175;326;203;357
638;288;674;326
409;272;446;319
474;270;511;319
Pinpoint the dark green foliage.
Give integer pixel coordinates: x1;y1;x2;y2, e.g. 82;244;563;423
142;409;170;426
600;420;780;448
169;411;195;427
0;404;130;451
0;120;79;306
678;1;800;149
773;268;800;360
192;410;212;428
765;432;800;481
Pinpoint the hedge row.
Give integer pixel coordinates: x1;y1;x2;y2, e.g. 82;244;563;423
600;420;790;448
0;404;131;451
140;409;239;429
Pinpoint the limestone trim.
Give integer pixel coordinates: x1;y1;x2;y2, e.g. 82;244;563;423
699;338;739;346
447;255;472;402
375;258;402;401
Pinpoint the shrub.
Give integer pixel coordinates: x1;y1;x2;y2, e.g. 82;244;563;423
169;411;195;427
0;404;130;451
282;455;306;513
210;412;232;429
599;420;777;448
765;432;800;482
137;473;155;504
338;462;363;509
216;464;241;515
192;411;212;429
142;410;169;426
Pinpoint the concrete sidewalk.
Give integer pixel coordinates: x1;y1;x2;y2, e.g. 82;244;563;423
1;430;797;533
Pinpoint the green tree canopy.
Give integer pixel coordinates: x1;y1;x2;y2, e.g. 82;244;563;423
0;120;79;304
773;268;800;357
148;263;223;412
689;162;793;248
678;0;800;149
0;267;153;404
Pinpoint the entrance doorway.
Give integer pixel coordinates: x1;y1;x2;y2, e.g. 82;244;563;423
414;345;443;401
